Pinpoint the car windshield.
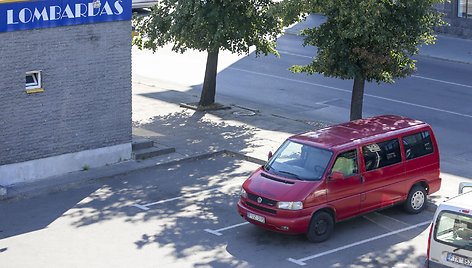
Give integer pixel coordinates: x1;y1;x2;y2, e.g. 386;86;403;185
434;211;472;250
265;140;333;181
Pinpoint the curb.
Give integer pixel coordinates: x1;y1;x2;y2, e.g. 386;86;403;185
416;53;472;65
223;150;266;166
179;102;232;111
0;185;7;200
2;150;266;201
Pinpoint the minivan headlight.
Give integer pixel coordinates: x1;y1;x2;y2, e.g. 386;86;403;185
277;201;303;210
240;187;247;198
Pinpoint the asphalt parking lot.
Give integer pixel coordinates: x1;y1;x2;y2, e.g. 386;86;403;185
0;154;435;267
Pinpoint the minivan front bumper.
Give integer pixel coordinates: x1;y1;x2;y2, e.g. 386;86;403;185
237;199;312;234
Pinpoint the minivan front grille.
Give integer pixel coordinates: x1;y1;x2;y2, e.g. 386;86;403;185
247;193;277;207
246;201;277;214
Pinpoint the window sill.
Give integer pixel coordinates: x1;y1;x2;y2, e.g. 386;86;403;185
25;88;44;94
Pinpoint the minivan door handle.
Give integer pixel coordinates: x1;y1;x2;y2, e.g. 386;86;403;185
360;175;365;183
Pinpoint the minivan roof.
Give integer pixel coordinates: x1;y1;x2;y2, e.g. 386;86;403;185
290;115;427;150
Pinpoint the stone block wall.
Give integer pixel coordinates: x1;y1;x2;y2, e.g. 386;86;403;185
0;20;132;183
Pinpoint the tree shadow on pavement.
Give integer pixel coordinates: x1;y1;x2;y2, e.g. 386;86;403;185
0;151;262;267
0;183;101;240
132;108;261;157
135;88;321;161
334;245;425;268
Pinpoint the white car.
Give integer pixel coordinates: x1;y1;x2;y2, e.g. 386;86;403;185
132;0;158;9
426;183;472;267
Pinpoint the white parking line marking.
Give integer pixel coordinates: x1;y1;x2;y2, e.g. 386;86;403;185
230;67;351;92
361;94;472;119
132;204;150;211
371;212;412;226
279;50;312;59
204;229;224;236
278;50;472;89
411;75;472;89
287;220;430;266
363;215;402;232
229;67;472;119
364;212;414;227
204;222;250;236
132;187;224;211
143;195;190;207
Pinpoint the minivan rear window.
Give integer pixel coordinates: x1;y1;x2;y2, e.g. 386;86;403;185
402;131;433;160
434;211;472;249
362;138;402;171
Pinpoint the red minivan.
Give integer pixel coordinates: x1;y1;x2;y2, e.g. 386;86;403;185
237;115;441;242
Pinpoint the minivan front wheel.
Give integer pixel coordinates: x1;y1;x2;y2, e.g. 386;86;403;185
404;185;427;214
306;211;334;243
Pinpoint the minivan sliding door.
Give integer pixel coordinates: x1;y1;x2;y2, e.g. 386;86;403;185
360;138;406;213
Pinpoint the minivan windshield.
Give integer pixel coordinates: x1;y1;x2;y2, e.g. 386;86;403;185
434;211;472;250
265;140;333;181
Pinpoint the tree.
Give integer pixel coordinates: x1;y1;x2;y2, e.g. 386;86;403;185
133;0;283;108
289;0;445;120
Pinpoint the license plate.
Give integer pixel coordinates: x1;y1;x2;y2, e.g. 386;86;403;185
447;252;472;267
247;212;265;223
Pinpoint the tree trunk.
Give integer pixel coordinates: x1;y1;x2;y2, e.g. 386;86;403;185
350;75;365;121
198;49;219;107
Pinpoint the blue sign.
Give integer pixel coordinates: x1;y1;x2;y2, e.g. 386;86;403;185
0;0;131;32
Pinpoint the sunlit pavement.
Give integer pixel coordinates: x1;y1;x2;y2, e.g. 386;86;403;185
0;154;437;267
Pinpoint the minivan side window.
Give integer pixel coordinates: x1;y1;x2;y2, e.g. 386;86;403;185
331;150;358;177
402;131;433;160
363;139;402;171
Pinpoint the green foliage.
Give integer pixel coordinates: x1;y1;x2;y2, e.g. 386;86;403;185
272;0;315;27
290;0;445;83
133;0;284;56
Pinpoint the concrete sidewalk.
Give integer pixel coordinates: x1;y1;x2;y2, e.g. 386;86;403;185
419;35;472;64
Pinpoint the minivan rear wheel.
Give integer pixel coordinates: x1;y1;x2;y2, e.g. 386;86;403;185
306;211;334;243
404;185;427;214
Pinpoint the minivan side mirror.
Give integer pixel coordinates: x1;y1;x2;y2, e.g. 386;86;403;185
268;151;273;160
329;171;345;181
